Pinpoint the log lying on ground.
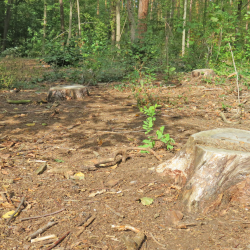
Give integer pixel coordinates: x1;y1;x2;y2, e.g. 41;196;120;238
192;69;215;78
156;128;250;213
47;85;89;102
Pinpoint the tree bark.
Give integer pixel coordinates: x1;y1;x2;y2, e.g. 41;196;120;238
138;0;149;40
47;85;89;102
116;0;121;49
97;0;99;15
59;0;65;33
111;0;116;45
2;0;13;51
127;0;136;43
42;0;47;55
156;128;250;214
66;0;73;46
182;0;187;56
76;0;81;37
187;0;193;48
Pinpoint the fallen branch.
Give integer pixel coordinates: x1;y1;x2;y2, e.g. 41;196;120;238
6;196;26;224
7;99;31;104
21;208;65;221
105;204;124;218
27;221;58;241
46;231;70;250
76;215;96;237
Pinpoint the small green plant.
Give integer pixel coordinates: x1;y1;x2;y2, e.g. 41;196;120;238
139;104;174;153
221;102;232;111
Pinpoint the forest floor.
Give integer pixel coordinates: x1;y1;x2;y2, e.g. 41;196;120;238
1;59;250;250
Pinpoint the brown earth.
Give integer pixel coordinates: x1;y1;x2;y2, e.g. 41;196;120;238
1;64;250;249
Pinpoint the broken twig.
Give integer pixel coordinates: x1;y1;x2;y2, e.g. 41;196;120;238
46;231;70;250
21;208;65;221
76;215;96;237
6;196;26;224
27;221;58;241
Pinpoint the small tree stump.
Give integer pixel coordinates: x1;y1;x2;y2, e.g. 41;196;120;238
47;85;89;102
156;128;250;213
192;69;215;78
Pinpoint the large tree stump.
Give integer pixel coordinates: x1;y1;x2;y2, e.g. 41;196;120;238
192;69;215;78
47;85;89;102
156;128;250;213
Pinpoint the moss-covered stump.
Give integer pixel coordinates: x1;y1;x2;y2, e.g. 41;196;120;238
47;85;89;102
156;128;250;214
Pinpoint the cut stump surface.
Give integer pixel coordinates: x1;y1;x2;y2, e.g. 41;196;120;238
192;69;215;78
47;85;89;102
156;128;250;213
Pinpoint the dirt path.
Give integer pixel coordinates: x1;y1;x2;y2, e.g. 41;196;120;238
1;79;250;249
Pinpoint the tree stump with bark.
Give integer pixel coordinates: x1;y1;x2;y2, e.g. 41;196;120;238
192;69;215;78
47;85;89;102
156;128;250;214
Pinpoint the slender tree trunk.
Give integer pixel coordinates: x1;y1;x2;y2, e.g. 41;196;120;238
138;0;149;40
187;0;193;48
116;0;121;48
2;0;13;51
203;0;207;28
43;0;47;55
245;0;250;44
59;0;65;33
170;0;175;28
67;0;73;45
97;0;99;15
182;0;187;56
76;0;81;37
111;0;116;45
177;0;180;20
127;0;136;43
150;0;153;20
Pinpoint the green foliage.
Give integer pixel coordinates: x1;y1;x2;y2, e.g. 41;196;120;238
43;39;82;67
139;104;174;153
221;102;232;111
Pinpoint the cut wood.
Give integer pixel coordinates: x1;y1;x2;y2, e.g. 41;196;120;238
192;69;215;78
47;84;89;102
156;128;250;213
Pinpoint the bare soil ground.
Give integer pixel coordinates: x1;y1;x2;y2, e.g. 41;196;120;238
1;60;250;250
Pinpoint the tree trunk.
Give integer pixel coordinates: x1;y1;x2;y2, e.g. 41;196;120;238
138;0;149;40
76;0;81;37
42;0;47;55
111;0;116;45
150;0;153;20
59;0;65;33
2;0;13;51
203;0;207;28
97;0;99;15
116;0;121;49
187;0;193;48
66;0;73;46
170;0;175;28
127;0;136;43
156;128;250;214
181;0;187;56
245;0;250;44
